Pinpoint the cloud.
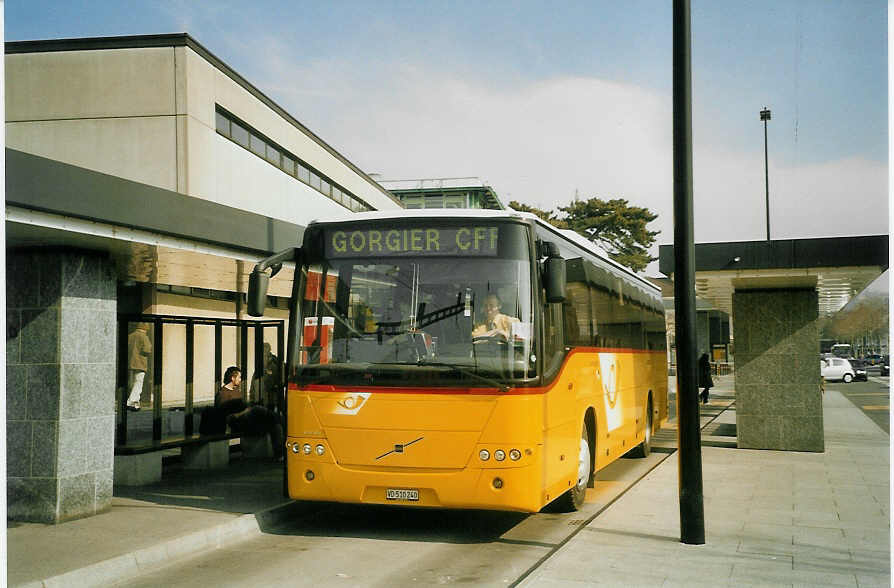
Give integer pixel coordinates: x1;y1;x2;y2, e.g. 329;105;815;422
252;56;887;274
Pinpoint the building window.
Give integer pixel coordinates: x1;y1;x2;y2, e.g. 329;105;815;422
283;155;296;176
215;111;230;135
214;105;374;212
231;121;250;148
403;196;423;209
297;163;310;183
249;133;266;157
445;195;465;208
425;195;444;208
266;144;281;166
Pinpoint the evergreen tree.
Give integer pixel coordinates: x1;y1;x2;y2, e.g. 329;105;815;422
507;201;568;229
558;198;658;272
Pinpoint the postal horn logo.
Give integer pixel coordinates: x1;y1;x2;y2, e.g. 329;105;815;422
376;437;424;460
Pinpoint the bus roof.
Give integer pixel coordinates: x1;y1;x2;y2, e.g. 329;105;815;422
307;208;660;298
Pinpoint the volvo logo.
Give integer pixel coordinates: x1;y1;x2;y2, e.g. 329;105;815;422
376;437;424;460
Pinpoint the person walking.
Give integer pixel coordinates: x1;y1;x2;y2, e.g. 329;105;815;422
126;323;152;411
698;353;713;405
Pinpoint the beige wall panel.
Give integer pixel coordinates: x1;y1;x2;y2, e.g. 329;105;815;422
183;47;216;127
174;46;190;116
208;129;349;223
176;114;189;194
152;247;294;298
6;117;177;191
6;48;175;121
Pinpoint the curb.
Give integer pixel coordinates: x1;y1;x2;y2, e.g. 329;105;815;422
23;500;298;588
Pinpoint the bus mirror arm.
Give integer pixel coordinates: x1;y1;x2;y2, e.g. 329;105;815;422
247;247;300;317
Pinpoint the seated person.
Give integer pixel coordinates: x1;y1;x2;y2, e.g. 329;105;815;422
472;294;519;341
217;366;284;460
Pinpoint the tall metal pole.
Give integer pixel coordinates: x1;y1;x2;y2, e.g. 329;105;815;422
672;0;705;545
760;107;771;242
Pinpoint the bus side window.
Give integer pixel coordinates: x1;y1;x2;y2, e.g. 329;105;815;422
543;292;565;377
563;282;590;347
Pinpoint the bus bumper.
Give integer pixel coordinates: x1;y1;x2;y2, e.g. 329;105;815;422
286;454;544;513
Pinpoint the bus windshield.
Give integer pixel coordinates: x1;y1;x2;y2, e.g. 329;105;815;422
294;221;535;387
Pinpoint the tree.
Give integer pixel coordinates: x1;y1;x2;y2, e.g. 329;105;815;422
507;201;568;229
821;294;889;355
558;198;659;272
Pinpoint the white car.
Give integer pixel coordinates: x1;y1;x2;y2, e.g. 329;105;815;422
821;357;855;383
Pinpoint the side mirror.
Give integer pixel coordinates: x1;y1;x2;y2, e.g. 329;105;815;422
247;268;269;317
544;256;566;303
246;248;299;317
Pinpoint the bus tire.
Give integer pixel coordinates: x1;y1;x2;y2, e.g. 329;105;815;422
630;396;653;458
556;423;591;512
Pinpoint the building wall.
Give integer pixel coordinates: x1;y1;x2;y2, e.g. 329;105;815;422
6;48;179;191
6;43;399;232
733;289;823;451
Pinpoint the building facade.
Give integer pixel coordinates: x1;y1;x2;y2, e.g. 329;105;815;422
378;177;504;210
6;34;402;522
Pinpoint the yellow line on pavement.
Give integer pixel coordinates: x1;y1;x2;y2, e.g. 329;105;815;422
847;393;890;396
861;405;889;411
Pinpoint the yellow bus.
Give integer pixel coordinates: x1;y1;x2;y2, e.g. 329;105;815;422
249;210;667;512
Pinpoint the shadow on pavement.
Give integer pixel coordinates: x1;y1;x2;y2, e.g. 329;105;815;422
262;500;529;544
114;454;288;514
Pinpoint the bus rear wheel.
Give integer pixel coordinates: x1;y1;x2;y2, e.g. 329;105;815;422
556;423;591;511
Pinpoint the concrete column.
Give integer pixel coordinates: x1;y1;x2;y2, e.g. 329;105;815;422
7;250;117;522
733;289;823;452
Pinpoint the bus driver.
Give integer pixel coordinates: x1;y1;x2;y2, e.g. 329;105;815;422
472;294;518;341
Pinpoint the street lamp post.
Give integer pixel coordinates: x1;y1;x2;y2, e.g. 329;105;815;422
760;107;771;242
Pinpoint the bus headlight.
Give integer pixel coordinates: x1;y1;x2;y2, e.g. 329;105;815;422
479;449;490;461
494;450;506;461
302;443;312;455
291;444;301;454
315;444;325;456
509;449;521;461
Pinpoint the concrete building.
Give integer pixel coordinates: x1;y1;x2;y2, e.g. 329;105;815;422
6;34;402;523
378;177;504;210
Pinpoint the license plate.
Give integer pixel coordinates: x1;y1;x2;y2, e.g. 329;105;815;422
386;488;419;501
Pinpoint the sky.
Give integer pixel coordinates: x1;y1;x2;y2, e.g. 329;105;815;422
5;1;889;280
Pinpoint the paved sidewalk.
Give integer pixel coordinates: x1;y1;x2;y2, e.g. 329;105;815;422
9;376;889;587
8;456;292;587
521;382;891;587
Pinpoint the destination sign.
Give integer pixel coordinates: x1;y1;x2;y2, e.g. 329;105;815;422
325;226;500;257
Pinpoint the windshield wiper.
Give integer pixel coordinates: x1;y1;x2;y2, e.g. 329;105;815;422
415;360;510;393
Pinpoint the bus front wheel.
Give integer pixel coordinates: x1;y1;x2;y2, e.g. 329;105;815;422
630;397;653;458
556;424;591;511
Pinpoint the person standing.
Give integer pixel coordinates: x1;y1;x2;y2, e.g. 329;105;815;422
250;343;282;412
126;323;152;411
698;353;713;405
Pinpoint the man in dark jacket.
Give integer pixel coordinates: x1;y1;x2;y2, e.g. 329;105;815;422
698;353;713;405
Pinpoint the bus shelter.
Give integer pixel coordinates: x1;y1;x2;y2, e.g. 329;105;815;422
659;235;888;451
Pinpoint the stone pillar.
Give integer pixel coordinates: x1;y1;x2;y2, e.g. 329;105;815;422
7;250;117;522
733;289;823;452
